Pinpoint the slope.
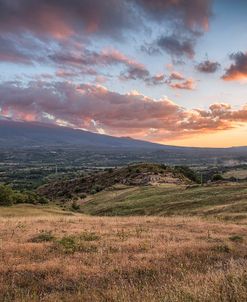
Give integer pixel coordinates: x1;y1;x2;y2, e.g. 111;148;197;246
80;182;247;221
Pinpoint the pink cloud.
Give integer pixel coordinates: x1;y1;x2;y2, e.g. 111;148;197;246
169;78;196;90
0;0;212;39
166;71;196;90
222;52;247;81
0;81;247;142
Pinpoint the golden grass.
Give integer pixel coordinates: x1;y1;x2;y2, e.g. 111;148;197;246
0;214;247;301
223;169;247;180
0;204;75;218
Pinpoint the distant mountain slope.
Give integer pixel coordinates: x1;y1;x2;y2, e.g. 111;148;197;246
0;120;168;149
0;120;246;159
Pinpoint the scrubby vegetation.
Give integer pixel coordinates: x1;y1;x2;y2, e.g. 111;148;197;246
211;174;224;182
174;165;200;183
30;231;55;243
0;184;48;206
38;163;196;201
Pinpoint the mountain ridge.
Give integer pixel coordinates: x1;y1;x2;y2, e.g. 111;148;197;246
0;120;246;151
0;120;165;149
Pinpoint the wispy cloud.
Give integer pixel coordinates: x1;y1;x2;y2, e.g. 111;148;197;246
157;35;195;59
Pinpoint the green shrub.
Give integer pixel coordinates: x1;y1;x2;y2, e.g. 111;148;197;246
79;193;87;199
71;200;80;211
13;192;26;204
74;186;81;193
37;195;49;204
229;235;244;243
66;192;73;199
0;184;48;206
30;231;55;243
90;185;103;194
213;244;231;253
174;166;199;183
57;236;77;253
211;174;224;182
56;235;98;254
21;191;48;205
24;191;37;204
0;184;14;206
80;231;100;241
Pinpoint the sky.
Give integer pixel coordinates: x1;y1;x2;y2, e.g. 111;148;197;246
0;0;247;147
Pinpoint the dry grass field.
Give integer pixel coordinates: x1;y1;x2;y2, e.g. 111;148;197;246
0;204;74;218
0;212;247;301
223;169;247;180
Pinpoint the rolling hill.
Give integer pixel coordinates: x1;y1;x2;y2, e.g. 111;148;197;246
37;163;195;200
80;182;247;221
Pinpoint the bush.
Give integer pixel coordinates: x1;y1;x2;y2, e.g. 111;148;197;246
24;191;37;204
0;184;48;206
229;235;244;243
30;231;55;243
56;235;98;254
90;185;103;194
79;193;87;199
211;174;224;182
0;184;14;206
14;192;28;204
213;244;231;253
20;191;48;205
80;231;100;241
174;166;200;183
74;186;81;193
37;195;49;204
57;236;78;253
160;164;167;170
71;200;80;211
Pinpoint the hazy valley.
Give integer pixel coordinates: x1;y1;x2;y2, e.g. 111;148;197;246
1;123;247;301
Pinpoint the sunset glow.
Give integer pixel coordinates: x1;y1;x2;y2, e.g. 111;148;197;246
0;0;247;147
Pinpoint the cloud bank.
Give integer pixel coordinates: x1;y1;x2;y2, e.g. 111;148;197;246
1;80;246;142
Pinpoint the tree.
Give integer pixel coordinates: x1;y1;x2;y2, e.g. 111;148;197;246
174;166;200;183
14;192;27;204
0;184;14;206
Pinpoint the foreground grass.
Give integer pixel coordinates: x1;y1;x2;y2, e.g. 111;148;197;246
81;183;247;221
0;215;247;301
